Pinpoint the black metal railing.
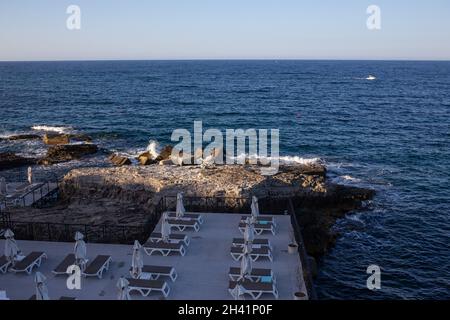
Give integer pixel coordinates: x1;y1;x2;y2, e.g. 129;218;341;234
0;220;149;245
288;198;317;300
162;195;290;215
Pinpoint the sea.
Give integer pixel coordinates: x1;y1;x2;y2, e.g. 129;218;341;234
0;60;449;299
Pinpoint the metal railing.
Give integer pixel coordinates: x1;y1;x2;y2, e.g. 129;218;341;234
287;198;317;300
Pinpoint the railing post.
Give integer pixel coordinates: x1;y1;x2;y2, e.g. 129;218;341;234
47;223;51;241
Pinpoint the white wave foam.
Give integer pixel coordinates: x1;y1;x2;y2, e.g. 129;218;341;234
146;140;161;157
340;175;361;182
229;153;322;165
31;125;72;134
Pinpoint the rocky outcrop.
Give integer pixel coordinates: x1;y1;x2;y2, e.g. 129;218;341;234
137;151;157;165
0;134;41;141
0;152;36;170
7;162;374;257
68;134;93;143
39;144;98;165
43;133;70;145
109;154;131;166
155;145;173;162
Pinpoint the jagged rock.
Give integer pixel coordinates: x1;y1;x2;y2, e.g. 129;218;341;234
68;134;93;143
39;144;98;165
1;134;41;141
155;145;173;162
43;133;70;145
109;154;131;166
0;152;36;170
159;159;174;166
137;151;157;165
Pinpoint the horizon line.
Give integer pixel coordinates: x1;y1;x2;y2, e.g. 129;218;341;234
1;58;450;63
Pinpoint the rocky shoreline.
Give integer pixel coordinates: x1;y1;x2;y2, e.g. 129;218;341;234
1;131;375;258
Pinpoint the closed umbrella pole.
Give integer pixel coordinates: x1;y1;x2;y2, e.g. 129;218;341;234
27;167;33;185
4;229;20;264
244;224;254;244
239;253;252;281
34;272;50;300
176;193;186;218
74;232;87;269
161;212;171;242
251;196;259;218
117;277;130;300
131;240;143;279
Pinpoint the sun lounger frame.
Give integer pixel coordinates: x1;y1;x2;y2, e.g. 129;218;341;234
230;246;273;262
238;222;275;235
232;238;272;250
167;219;200;232
0;256;11;274
10;252;47;275
130;265;178;282
148;233;190;246
228;267;275;283
143;242;186;256
127;278;170;298
52;254;76;275
228;281;279;300
82;255;112;279
240;215;277;227
166;211;204;224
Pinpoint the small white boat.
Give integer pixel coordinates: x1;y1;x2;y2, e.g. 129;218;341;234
366;75;376;81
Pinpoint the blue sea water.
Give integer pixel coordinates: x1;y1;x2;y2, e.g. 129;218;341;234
0;60;449;299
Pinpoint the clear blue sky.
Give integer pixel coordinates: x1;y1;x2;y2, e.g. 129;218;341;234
1;0;449;61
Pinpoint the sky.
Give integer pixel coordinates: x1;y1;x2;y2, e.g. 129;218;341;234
0;0;449;61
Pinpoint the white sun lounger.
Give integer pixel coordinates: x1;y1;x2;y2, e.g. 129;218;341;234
127;278;170;298
167;219;200;232
10;252;47;275
238;222;275;235
228;267;275;283
148;232;190;246
130;265;178;282
229;280;279;300
166;212;204;224
230;246;273;262
82;255;111;279
52;254;76;275
232;238;272;250
241;215;277;227
0;256;11;274
143;242;186;256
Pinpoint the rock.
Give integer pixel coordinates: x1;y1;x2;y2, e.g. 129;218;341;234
0;152;36;170
155;145;173;162
68;134;93;143
43;133;70;145
137;151;157;166
158;159;173;166
109;154;131;166
39;144;98;165
2;134;41;141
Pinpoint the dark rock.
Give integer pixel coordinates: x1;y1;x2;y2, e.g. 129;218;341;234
137;151;157;165
2;134;41;141
68;134;93;143
155;145;173;162
109;154;131;166
43;133;70;145
39;144;98;165
0;152;36;170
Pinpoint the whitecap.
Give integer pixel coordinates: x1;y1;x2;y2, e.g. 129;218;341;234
31;125;73;134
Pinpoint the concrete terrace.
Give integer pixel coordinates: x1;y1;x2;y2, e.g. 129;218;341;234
0;213;308;300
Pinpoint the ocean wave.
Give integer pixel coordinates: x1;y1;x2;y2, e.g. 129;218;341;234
31;125;73;134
